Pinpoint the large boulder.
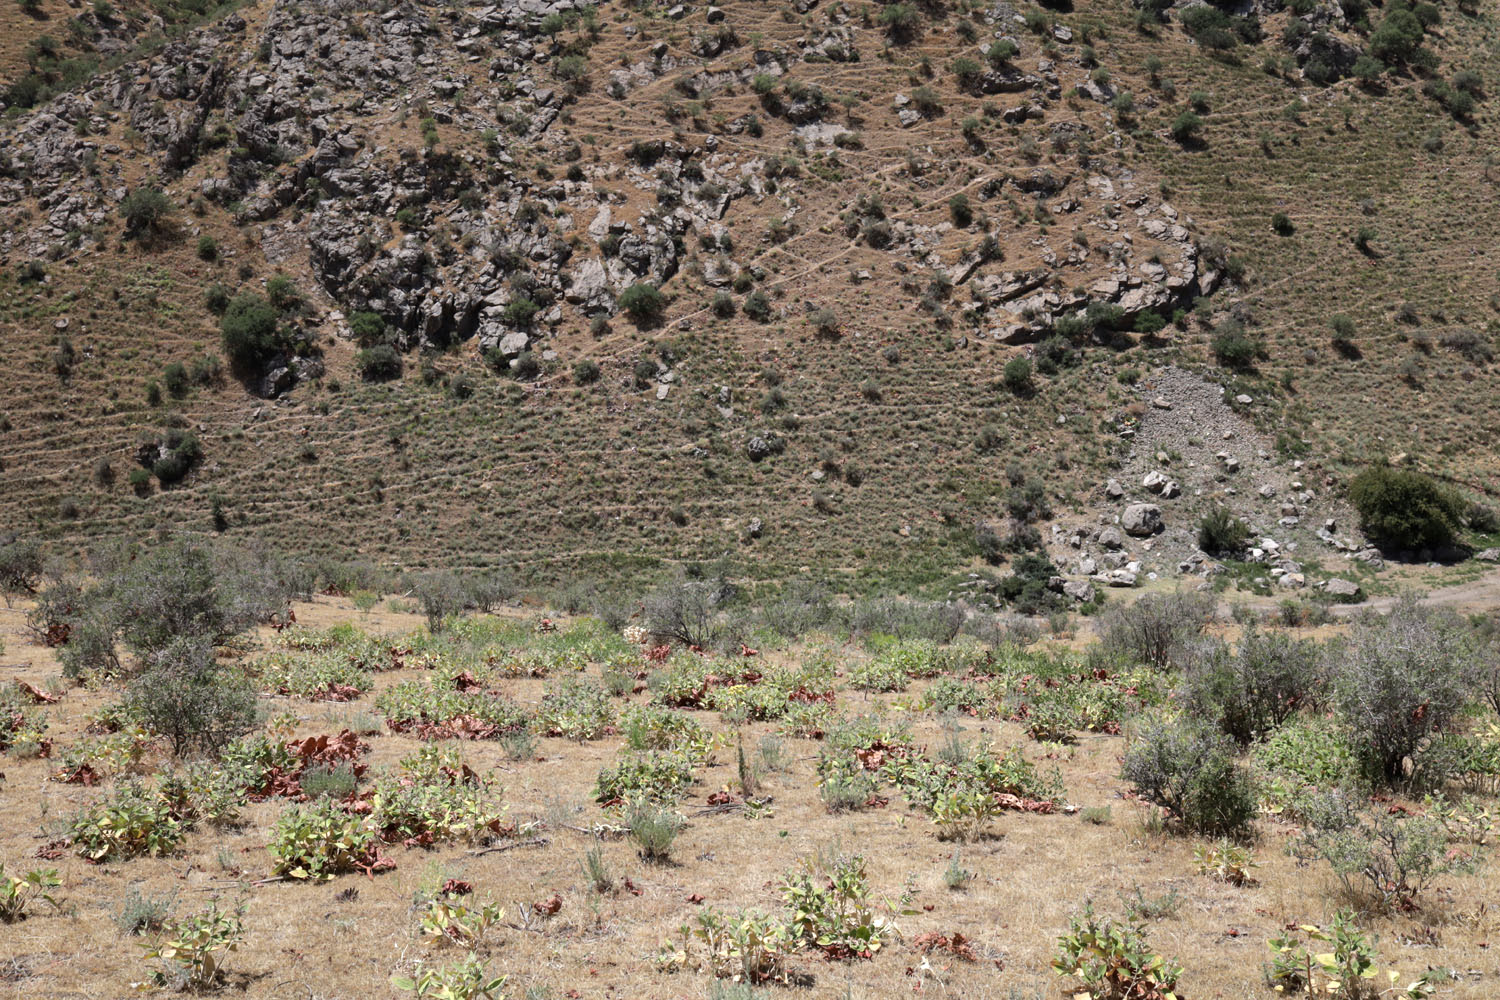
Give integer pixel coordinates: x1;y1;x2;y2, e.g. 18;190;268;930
1121;503;1162;537
1319;578;1362;600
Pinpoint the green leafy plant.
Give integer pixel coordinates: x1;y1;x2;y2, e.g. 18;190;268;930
137;899;245;992
781;853;896;959
1052;904;1182;1000
1194;840;1260;887
267;800;386;880
595;753;694;805
0;864;59;922
418;897;505;950
1265;911;1433;998
392;955;507;999
70;783;186;861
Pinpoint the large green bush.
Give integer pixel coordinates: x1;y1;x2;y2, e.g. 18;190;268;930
619;284;665;325
1347;463;1464;551
220;293;281;369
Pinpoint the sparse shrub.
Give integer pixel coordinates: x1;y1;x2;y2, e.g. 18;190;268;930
711;291;735;318
1294;792;1470;910
1098;591;1213;669
413;572;468;632
115;887;175;936
1121;715;1257;836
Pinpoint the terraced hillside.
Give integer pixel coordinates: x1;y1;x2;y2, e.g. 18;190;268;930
0;0;1496;593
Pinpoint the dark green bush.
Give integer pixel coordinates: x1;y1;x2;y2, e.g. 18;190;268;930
1210;320;1258;370
120;187;173;238
1198;506;1250;555
355;344;402;382
1348;463;1464;551
220;293;280;369
619;283;666;325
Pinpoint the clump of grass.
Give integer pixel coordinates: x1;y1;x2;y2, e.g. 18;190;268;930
581;844;615;894
943;850;974;890
1081;805;1112;825
301;763;357;800
115;887;174;936
626;801;684;863
502;728;538;761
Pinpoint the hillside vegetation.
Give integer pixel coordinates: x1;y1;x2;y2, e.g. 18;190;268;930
0;0;1496;596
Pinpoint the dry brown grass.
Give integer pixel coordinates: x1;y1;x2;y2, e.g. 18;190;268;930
1;597;1497;999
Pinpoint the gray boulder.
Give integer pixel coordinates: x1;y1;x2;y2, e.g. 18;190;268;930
1121;503;1162;537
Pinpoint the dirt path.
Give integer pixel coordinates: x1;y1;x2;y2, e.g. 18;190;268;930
1232;565;1500;618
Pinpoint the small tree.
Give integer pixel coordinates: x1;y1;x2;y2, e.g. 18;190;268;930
878;2;921;42
1169;110;1203;142
1210;320;1257;370
413;572;468;632
220;293;280;370
120;187;173;238
618;283;665;326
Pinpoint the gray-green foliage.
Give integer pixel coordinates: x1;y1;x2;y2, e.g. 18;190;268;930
1121;714;1257;837
1334;599;1474;784
1183;628;1323;744
124;637;258;757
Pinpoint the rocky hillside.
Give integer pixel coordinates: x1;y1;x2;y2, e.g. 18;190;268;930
0;0;1496;595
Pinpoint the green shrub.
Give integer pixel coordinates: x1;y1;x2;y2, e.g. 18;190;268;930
619;283;666;325
1169;110;1203;142
220;293;280;369
1197;505;1249;555
348;311;386;345
1293;792;1468;909
196;235;218;261
120;187;173;237
1209;319;1257;369
1348;463;1464;551
877;2;920;42
1002;357;1032;393
743;290;773;322
1121;715;1257;836
125;638;258;757
1184;628;1322;744
1334;598;1472;784
356;344;402;382
1098;591;1213;669
572;359;601;385
268;800;382;880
